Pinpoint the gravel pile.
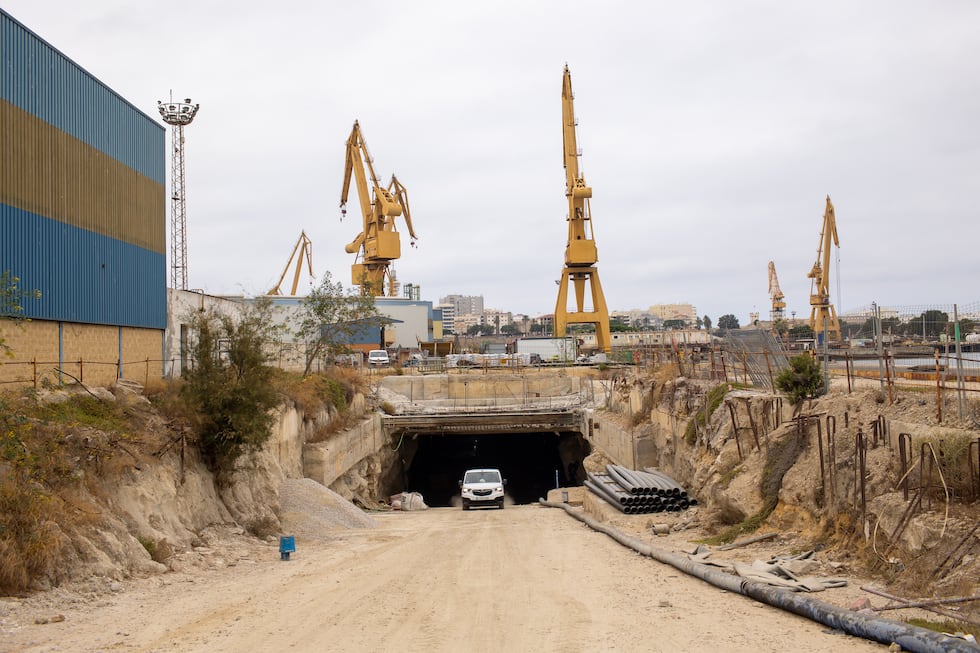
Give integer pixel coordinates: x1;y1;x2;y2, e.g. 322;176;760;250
279;478;377;541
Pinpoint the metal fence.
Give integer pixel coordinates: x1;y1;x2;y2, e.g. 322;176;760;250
0;357;167;389
830;301;980;423
617;302;979;426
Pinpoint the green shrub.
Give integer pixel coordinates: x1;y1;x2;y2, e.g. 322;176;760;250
774;353;824;406
137;535;156;557
180;299;282;471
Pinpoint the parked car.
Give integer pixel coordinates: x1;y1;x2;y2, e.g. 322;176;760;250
368;349;390;366
459;468;506;510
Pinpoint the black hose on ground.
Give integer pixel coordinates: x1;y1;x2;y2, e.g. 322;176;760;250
538;499;978;653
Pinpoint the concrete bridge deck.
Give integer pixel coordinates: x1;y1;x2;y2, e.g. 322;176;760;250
382;409;587;435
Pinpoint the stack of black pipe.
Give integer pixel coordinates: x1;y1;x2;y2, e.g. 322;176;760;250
583;465;698;514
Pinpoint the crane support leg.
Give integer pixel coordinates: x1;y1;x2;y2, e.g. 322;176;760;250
555;266;611;353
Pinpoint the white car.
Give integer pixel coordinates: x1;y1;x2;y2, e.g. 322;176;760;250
367;349;390;366
459;468;506;510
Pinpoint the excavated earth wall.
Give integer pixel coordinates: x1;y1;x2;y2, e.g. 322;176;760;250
35;391;392;590
587;370;980;606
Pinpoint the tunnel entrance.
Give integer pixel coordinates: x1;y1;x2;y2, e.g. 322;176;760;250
400;431;591;507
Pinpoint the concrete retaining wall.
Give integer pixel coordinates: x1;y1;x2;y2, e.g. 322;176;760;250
303;414;385;488
381;373;584;402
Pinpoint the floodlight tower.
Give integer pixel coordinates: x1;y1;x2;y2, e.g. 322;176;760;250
158;96;200;290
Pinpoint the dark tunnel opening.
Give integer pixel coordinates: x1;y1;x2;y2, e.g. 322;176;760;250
401;431;591;507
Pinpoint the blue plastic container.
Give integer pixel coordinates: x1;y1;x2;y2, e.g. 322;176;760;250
279;535;296;561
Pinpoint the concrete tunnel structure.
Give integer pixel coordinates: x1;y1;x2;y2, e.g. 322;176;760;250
379;374;595;507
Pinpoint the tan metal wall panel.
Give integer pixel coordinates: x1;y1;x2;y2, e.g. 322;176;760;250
1;99;164;253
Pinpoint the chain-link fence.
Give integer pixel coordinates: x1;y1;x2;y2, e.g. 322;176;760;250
617;300;979;425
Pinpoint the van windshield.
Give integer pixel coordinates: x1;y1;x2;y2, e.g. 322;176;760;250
464;470;500;484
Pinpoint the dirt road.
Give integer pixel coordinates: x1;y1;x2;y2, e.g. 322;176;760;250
3;505;885;652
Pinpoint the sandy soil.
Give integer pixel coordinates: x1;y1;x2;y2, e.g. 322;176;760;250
1;505;888;653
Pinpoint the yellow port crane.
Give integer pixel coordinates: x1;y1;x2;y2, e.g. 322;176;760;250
268;230;315;295
807;196;842;343
553;65;610;353
340;121;417;297
768;261;785;321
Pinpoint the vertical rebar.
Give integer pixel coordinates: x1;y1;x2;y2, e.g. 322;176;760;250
827;415;837;504
971;438;980;501
746;399;761;452
887;353;894;405
817;418;826;499
935;348;943;424
920;442;935;510
954;304;966;420
855;428;867;522
874;302;885;396
765;350;774;391
898;433;912;501
727;401;743;461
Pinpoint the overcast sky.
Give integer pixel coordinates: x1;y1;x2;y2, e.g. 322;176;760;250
6;1;979;322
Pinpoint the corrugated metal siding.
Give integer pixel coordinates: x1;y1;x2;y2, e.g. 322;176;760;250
0;9;166;330
0;204;166;328
1;100;165;252
0;10;164;184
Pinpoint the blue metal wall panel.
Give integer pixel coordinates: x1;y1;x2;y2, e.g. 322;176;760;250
0;10;164;185
1;204;166;328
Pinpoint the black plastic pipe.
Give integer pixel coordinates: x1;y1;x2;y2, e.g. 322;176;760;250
642;470;683;497
538;499;978;653
588;473;631;503
606;465;643;494
584;479;626;511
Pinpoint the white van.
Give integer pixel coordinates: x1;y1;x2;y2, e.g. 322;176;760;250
368;349;390;367
458;468;506;510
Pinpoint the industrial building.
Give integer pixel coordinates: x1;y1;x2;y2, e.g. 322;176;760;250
0;9;166;387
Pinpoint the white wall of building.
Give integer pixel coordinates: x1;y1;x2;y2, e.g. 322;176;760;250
375;298;432;348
